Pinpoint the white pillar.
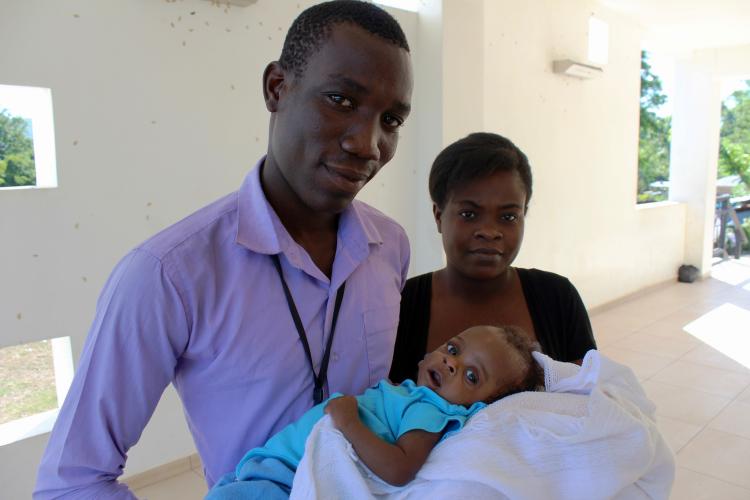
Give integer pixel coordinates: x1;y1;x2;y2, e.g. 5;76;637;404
669;60;723;275
51;336;74;407
411;0;487;276
411;0;445;276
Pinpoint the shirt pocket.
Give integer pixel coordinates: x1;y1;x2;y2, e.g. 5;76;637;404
363;304;400;386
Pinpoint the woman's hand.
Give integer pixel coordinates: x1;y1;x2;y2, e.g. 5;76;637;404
324;395;360;432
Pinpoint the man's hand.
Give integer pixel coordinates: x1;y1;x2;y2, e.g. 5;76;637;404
324;395;360;432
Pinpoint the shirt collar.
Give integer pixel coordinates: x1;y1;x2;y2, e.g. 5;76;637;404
235;157;383;257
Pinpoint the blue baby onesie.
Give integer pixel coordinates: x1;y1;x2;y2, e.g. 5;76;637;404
206;379;486;499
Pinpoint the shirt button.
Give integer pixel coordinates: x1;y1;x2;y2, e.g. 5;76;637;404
332;352;339;362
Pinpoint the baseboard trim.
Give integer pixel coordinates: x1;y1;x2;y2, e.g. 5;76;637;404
122;452;203;491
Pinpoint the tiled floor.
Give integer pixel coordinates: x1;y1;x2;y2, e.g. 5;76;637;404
134;258;750;499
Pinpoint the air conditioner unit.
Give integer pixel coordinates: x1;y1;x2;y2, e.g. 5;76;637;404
553;59;603;79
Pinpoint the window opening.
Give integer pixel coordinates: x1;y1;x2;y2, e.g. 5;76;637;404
637;50;673;204
0;337;73;446
0;84;57;190
713;78;750;260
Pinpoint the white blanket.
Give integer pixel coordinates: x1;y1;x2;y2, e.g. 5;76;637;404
290;350;675;500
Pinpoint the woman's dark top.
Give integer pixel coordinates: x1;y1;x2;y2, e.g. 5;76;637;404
389;268;597;383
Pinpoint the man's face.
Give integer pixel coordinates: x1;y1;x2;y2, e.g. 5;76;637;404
265;23;413;215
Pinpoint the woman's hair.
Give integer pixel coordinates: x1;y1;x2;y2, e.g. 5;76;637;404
429;132;533;211
279;0;409;78
488;325;544;403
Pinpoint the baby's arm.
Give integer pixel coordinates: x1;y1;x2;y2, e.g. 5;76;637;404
325;396;441;486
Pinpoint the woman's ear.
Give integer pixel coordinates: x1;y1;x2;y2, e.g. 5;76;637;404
433;203;443;234
263;61;287;112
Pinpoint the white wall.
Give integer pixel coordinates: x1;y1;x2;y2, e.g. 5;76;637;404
475;0;686;307
692;43;750;76
0;1;417;497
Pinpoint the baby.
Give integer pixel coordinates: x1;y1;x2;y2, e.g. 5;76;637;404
206;325;542;499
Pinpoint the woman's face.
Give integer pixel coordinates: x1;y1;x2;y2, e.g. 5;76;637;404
434;170;527;281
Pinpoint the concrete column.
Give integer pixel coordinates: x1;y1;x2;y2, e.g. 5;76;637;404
669;60;723;275
410;0;487;276
410;0;444;276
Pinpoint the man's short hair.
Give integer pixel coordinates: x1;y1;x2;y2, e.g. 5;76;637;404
280;0;410;78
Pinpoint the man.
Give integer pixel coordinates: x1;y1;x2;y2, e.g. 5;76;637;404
34;1;413;498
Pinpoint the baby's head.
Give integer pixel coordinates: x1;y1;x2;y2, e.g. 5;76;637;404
417;325;542;406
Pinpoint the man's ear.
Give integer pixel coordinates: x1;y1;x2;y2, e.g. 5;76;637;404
263;61;287;112
433;203;443;234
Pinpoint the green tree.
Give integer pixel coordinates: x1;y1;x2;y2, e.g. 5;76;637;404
637;51;671;203
718;81;750;195
0;109;36;187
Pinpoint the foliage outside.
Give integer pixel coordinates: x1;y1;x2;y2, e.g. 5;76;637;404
719;81;750;197
0;108;36;187
637;51;671;204
717;80;750;256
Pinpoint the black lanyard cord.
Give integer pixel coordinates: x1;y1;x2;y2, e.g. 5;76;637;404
272;254;346;405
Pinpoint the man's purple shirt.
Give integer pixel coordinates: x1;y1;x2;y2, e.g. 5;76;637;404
34;159;409;498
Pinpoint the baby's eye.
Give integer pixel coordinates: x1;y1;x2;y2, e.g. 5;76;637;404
465;369;478;385
459;210;476;220
446;343;458;355
327;94;354;108
501;213;519;222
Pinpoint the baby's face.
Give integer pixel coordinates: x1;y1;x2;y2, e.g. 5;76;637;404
417;326;523;406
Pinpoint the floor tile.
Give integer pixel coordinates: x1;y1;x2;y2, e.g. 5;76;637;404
592;306;663;332
681;344;750;375
638;308;714;343
677;428;750;489
134;470;207;500
615;285;694;317
189;454;204;478
650;360;750;399
590;321;635;347
737;385;750;404
671;279;735;299
707;400;750;440
710;260;750;287
656;416;702;454
669;466;750;500
589;312;646;339
642;380;732;427
599;347;675;381
612;332;699;360
678;303;750;369
726;294;750;311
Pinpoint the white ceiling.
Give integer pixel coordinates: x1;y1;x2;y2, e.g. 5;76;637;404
601;0;750;54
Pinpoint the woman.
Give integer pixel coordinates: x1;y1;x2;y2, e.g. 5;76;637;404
390;132;596;383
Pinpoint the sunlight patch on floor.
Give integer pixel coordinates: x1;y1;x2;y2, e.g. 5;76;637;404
711;263;750;286
684;303;750;369
711;257;750;286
